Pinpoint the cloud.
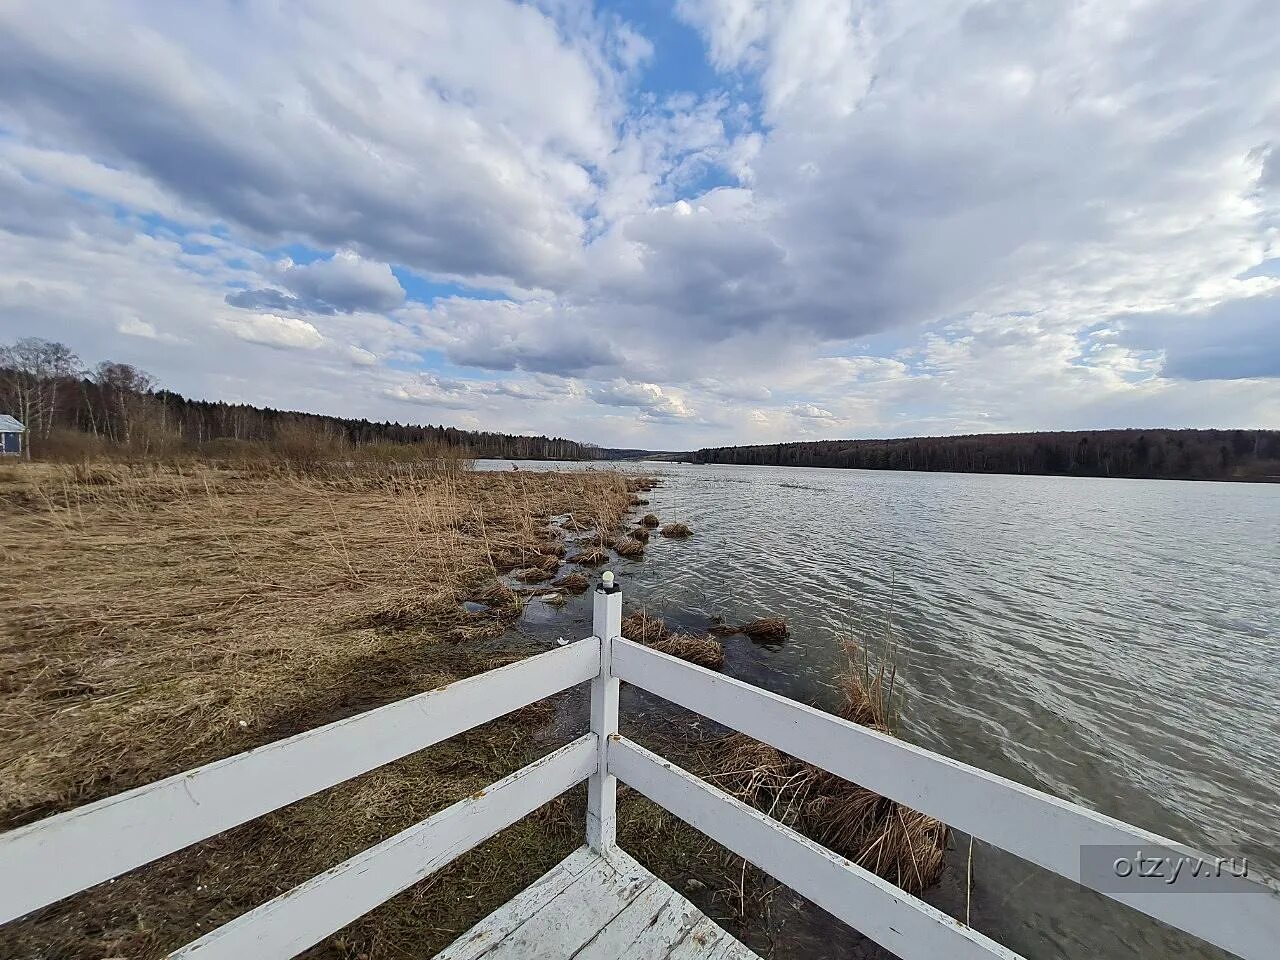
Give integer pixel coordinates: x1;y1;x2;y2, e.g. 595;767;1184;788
1;0;1278;449
589;379;694;419
790;403;836;419
225;251;404;315
279;251;405;313
1115;291;1280;381
0;0;622;289
384;371;578;412
218;313;326;351
408;297;623;376
225;288;333;315
116;317;183;344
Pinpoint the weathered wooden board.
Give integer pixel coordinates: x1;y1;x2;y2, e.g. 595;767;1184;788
435;846;759;960
0;639;599;925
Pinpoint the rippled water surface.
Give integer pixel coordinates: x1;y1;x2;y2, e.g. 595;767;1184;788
482;460;1280;958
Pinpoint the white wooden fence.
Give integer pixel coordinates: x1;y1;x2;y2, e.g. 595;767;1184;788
1;576;1276;959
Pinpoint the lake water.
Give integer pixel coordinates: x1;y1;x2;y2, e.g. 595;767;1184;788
478;460;1279;959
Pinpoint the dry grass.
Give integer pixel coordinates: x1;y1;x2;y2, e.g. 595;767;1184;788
712;635;945;896
551;570;591;594
738;617;788;641
627;526;651;543
660;522;693;538
572;547;609;565
640;513;660;528
612;535;645;558
648;633;725;669
0;460;648;958
620;610;724;669
621;610;670;645
515;565;555;583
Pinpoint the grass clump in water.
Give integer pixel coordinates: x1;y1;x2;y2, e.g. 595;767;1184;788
612;536;645;558
640;513;660;528
621;610;724;669
551;571;591;594
660;522;693;538
712;634;945;895
738;617;788;640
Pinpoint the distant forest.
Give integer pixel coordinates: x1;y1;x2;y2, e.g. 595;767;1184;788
691;430;1280;481
1;337;594;461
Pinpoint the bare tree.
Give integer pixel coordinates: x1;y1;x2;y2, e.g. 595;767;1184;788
92;361;157;447
0;337;82;453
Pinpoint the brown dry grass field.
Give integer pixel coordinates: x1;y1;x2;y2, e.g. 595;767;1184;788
0;461;694;959
0;459;949;959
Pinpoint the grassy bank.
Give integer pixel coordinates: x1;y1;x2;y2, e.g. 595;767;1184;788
0;461;655;957
1;459;947;959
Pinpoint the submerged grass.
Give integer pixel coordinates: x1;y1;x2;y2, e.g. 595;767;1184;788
621;610;725;669
712;633;946;896
612;535;645;558
0;460;647;958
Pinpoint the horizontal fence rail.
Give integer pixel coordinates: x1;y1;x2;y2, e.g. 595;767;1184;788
4;574;1277;960
612;636;1280;960
172;735;598;959
610;736;1021;960
0;639;599;925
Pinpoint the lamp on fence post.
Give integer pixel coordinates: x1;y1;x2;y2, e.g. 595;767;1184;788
587;571;622;854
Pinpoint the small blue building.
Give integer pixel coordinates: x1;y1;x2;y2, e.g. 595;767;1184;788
0;415;25;456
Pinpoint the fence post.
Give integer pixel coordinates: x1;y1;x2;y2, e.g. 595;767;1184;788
587;571;622;853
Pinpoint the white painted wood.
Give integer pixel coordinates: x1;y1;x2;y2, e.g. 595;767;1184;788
434;847;603;960
436;845;759;960
442;849;654;959
587;581;622;853
612;637;1280;960
609;736;1021;960
0;639;599;925
169;736;598;960
662;915;737;960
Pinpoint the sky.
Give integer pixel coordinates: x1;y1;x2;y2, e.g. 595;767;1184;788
1;0;1278;450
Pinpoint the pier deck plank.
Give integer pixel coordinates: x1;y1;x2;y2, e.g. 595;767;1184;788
435;846;759;960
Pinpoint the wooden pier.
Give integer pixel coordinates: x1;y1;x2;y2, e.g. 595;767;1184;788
1;574;1277;959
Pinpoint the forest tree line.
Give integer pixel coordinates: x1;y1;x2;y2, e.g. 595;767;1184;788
0;337;596;461
691;429;1280;481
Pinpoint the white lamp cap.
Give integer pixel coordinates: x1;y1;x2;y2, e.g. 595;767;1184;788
602;571;615;587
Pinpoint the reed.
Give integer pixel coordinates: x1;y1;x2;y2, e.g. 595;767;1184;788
648;633;725;669
738;617;788;640
621;610;725;668
551;571;591;594
612;535;645;558
712;633;945;895
0;460;654;957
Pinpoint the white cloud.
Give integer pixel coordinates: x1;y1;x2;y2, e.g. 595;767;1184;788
589;379;695;419
790;403;836;420
116;318;158;339
0;0;1277;448
278;251;405;314
218;313;326;351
